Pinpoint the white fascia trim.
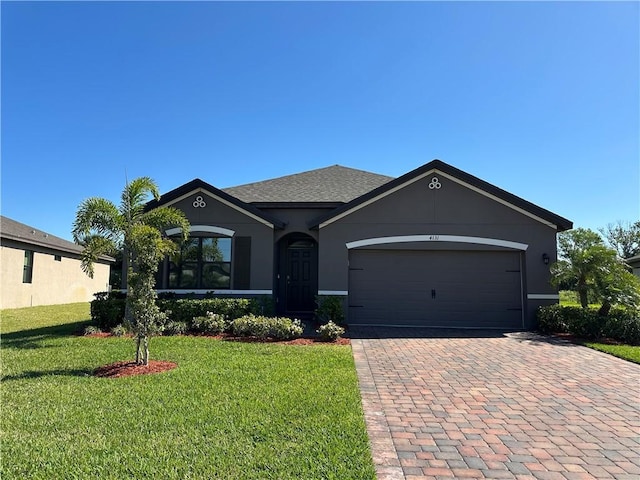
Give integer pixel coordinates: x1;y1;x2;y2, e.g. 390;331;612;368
320;168;557;230
155;289;272;295
527;294;560;300
346;235;529;251
166;225;235;237
318;290;348;296
161;188;274;229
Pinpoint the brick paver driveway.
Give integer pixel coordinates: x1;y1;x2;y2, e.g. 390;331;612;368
351;328;640;480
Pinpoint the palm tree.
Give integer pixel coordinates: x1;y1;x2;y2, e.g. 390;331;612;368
73;177;190;365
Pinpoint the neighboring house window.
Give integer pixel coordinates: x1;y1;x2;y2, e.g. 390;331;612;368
168;237;231;289
23;251;34;283
54;255;62;262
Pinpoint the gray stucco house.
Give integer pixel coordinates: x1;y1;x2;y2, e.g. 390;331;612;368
147;159;572;329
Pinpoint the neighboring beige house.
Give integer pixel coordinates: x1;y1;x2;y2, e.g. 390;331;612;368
0;216;112;309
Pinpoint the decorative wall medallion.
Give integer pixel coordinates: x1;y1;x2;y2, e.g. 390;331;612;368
192;195;207;208
428;177;442;190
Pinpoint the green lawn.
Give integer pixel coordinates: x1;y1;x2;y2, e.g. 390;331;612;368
558;291;639;364
1;303;375;479
583;342;640;364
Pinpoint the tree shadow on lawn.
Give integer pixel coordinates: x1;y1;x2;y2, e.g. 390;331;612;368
1;320;92;350
1;367;93;382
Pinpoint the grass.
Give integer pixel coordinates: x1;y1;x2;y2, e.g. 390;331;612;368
583;343;640;364
557;291;640;364
1;303;375;479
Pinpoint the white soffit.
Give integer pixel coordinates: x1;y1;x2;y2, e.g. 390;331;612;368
320;168;558;229
161;188;274;229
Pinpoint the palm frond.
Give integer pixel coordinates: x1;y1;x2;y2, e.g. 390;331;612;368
121;177;160;223
72;197;122;244
142;207;190;243
79;235;117;278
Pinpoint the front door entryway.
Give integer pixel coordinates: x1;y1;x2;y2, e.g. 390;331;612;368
277;233;318;316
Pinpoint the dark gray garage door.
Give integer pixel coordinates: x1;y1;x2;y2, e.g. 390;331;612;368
348;250;523;329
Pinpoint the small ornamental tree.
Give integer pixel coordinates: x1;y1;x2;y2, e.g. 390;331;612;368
73;177;190;365
551;228;640;315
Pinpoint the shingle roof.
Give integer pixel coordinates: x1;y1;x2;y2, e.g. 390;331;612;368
0;216;114;261
222;165;394;203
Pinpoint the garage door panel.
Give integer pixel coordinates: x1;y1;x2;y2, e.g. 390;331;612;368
348;250;523;329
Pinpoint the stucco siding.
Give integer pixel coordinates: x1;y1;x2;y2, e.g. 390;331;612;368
318;173;560;327
1;245;110;309
169;192;275;289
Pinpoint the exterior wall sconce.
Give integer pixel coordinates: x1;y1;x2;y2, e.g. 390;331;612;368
542;253;550;265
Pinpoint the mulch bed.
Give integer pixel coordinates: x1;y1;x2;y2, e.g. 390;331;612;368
94;360;178;378
88;333;349;378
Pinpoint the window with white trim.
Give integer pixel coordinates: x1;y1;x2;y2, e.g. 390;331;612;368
167;236;231;289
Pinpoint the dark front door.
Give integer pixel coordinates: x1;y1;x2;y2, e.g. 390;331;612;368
285;242;317;313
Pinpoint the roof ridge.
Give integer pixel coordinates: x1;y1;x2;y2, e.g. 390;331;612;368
222;164;393;190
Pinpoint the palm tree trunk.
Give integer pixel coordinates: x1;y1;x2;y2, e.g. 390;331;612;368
577;276;589;308
142;336;149;366
135;335;142;365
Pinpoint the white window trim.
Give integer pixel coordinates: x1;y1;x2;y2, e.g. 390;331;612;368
318;290;348;296
346;235;529;251
166;225;235;237
527;294;560;300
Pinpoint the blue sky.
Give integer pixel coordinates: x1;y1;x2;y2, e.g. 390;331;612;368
2;1;638;241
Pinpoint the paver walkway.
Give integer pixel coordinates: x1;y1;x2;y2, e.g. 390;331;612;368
351;328;640;480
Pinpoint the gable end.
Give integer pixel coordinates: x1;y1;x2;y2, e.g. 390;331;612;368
309;160;573;231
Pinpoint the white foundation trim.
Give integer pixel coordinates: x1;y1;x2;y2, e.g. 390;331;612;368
527;294;560;300
166;225;235;237
318;290;348;296
346;235;529;251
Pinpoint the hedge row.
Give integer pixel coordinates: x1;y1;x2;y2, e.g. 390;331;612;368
90;291;272;331
537;305;640;345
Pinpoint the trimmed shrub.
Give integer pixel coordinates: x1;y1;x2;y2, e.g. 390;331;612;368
316;321;345;342
158;298;260;324
602;309;640;345
191;312;227;335
315;296;346;326
90;295;264;331
537;304;566;334
567;308;602;339
164;321;189;336
90;291;126;330
231;315;304;340
537;305;640;344
110;324;127;337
